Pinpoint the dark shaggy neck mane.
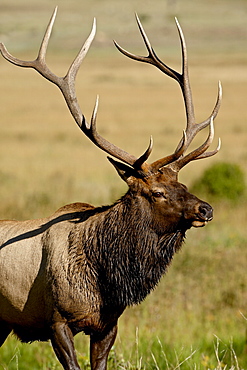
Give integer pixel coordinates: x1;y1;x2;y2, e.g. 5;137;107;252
68;193;185;308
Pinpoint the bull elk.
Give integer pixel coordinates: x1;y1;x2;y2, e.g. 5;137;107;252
0;8;221;370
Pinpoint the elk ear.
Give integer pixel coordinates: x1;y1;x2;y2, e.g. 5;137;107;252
107;157;138;184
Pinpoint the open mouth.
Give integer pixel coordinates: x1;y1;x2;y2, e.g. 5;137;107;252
191;216;213;228
192;220;207;227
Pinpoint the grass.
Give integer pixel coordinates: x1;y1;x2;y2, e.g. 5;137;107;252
0;0;247;369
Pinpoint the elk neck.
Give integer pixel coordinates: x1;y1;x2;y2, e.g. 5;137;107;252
67;191;185;308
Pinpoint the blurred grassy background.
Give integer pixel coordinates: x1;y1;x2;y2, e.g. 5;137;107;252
0;0;247;369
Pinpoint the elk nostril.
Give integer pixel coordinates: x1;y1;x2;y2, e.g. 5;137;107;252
199;205;207;216
198;203;213;220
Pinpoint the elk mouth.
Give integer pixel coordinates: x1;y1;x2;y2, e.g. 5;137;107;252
183;214;213;229
191;219;210;228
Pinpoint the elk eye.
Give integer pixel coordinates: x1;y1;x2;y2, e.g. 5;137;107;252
153;191;164;198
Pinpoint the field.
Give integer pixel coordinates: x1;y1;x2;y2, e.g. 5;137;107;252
0;0;247;369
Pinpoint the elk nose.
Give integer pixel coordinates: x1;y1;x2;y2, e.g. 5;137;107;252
198;203;213;221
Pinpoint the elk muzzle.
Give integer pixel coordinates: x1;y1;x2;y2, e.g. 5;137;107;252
191;201;213;228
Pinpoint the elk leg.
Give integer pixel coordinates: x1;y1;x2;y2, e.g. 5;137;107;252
50;322;81;370
90;323;118;370
0;321;12;346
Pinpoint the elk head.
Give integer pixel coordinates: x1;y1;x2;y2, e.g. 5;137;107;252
0;8;221;232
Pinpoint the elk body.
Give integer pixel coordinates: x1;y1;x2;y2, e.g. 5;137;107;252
0;8;221;370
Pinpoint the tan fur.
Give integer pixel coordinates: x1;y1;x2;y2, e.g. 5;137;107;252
0;203;100;340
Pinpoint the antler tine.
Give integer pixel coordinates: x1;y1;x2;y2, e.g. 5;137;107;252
37;7;57;67
84;95;150;168
114;14;180;83
60;16;97;127
198;81;222;131
132;136;153;170
174;17;196;140
170;81;222;171
179;80;222;149
66;18;96;84
0;8;153;172
171;117;219;171
0;7;61;85
197;137;221;160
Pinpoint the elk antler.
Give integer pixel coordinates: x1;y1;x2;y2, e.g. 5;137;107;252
0;7;152;173
114;15;222;173
0;10;221;176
